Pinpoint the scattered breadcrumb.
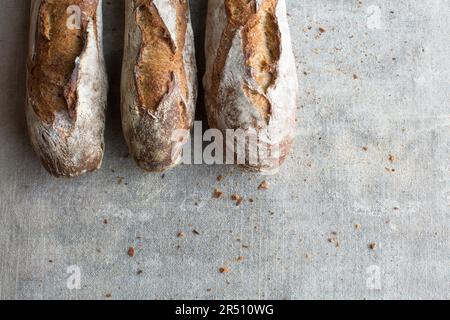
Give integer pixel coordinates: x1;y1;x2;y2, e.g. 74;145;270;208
258;181;269;190
328;233;340;248
105;293;112;298
319;27;326;33
137;269;143;276
236;256;245;263
213;188;224;199
219;267;230;274
354;223;362;230
231;194;243;206
388;154;395;162
368;243;377;250
127;247;135;257
328;238;340;247
192;229;200;236
217;175;224;182
362;146;368;151
177;232;185;238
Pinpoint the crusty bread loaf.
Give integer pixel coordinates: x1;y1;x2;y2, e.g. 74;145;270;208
26;0;107;177
204;0;299;172
121;0;197;172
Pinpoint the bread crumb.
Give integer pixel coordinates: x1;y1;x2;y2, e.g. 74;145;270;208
217;175;224;182
219;267;230;274
319;27;326;33
354;223;362;230
192;229;200;236
177;232;185;238
258;181;269;190
127;247;135;257
236;256;245;263
362;146;368;151
231;194;243;206
368;243;377;250
328;238;340;248
213;188;224;199
388;154;395;163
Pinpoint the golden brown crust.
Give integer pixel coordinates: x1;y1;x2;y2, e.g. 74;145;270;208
210;0;280;124
134;0;189;116
28;0;98;124
243;0;280;92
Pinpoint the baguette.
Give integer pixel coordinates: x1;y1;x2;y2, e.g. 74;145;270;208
26;0;107;177
204;0;299;172
121;0;197;172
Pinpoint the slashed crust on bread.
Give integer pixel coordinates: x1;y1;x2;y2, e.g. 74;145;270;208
26;0;107;177
28;0;97;123
121;0;197;172
204;0;299;172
